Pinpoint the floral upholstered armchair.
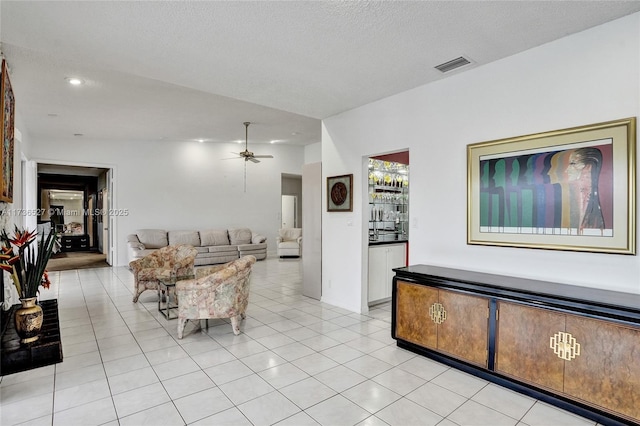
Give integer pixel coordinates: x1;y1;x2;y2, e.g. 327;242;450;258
129;244;198;303
176;255;256;339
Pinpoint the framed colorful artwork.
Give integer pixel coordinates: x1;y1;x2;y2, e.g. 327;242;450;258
327;174;353;212
0;59;15;203
467;117;636;254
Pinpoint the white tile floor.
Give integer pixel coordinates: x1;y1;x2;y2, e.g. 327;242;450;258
1;258;602;426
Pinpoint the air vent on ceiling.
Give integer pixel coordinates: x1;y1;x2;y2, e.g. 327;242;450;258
435;56;471;73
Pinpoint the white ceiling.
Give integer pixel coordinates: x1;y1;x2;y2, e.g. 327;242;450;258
2;1;640;147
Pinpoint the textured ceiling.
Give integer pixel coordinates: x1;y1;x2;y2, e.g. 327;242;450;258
2;1;640;146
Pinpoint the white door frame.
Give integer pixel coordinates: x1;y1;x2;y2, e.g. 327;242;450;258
32;158;117;266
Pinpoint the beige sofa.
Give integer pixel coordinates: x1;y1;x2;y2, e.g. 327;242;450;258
126;228;267;266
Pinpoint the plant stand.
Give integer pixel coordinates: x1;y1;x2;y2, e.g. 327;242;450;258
1;299;63;376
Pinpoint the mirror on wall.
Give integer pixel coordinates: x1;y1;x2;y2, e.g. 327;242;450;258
40;189;85;234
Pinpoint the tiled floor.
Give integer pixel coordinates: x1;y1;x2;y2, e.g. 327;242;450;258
1;258;601;425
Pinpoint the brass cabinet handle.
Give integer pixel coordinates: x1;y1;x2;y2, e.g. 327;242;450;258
550;331;581;361
429;302;447;324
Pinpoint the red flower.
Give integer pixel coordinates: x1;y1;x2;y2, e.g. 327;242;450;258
9;229;36;248
41;271;51;290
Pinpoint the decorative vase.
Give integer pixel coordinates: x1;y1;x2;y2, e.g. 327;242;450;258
14;297;43;343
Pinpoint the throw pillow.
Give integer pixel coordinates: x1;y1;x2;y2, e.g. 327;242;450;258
228;228;252;245
137;229;168;248
200;229;230;246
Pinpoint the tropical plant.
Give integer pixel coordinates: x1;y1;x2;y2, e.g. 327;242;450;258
0;226;57;299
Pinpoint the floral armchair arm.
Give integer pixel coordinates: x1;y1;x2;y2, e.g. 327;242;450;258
129;252;162;272
195;264;228;279
171;245;199;277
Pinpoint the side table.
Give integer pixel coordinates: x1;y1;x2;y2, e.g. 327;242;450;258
158;275;194;320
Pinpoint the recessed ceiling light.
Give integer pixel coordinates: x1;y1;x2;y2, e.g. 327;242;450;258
196;139;205;143
66;77;84;86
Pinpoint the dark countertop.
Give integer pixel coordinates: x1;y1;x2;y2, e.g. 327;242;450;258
393;264;640;317
369;239;408;246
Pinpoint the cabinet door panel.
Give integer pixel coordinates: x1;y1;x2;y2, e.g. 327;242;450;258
495;302;565;392
564;315;640;422
386;245;407;297
368;247;389;302
395;281;437;349
438;290;489;367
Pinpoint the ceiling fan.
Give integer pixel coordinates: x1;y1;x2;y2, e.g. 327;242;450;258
229;122;274;163
223;121;274;192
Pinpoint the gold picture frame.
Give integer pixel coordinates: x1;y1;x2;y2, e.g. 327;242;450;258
327;174;353;212
0;59;14;203
467;117;636;254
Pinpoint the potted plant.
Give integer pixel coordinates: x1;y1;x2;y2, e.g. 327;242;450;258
0;226;57;343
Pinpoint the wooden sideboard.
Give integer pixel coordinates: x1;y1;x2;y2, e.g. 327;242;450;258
392;265;640;426
61;234;89;252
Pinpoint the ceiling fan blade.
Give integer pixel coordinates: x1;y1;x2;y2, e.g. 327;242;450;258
221;157;243;160
252;155;273;159
248;157;260;163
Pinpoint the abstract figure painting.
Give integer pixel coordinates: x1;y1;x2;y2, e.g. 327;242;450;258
468;118;636;254
479;142;613;236
0;59;14;203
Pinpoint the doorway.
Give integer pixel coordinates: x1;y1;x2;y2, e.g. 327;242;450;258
36;162;114;266
281;195;298;228
363;150;410;312
281;174;302;229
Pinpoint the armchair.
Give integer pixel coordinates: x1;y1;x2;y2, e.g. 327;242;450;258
129;244;198;303
176;255;256;339
276;228;302;257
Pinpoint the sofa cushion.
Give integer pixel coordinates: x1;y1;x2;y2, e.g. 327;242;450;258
134;248;157;259
194;254;238;266
209;245;238;254
237;242;267;251
137;229;168;249
228;228;252;245
168;230;200;247
194;246;209;254
199;229;230;246
278;241;299;250
197;251;238;259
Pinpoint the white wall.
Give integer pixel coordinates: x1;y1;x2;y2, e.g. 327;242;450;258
304;142;321;164
322;13;640;312
28;139;305;266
